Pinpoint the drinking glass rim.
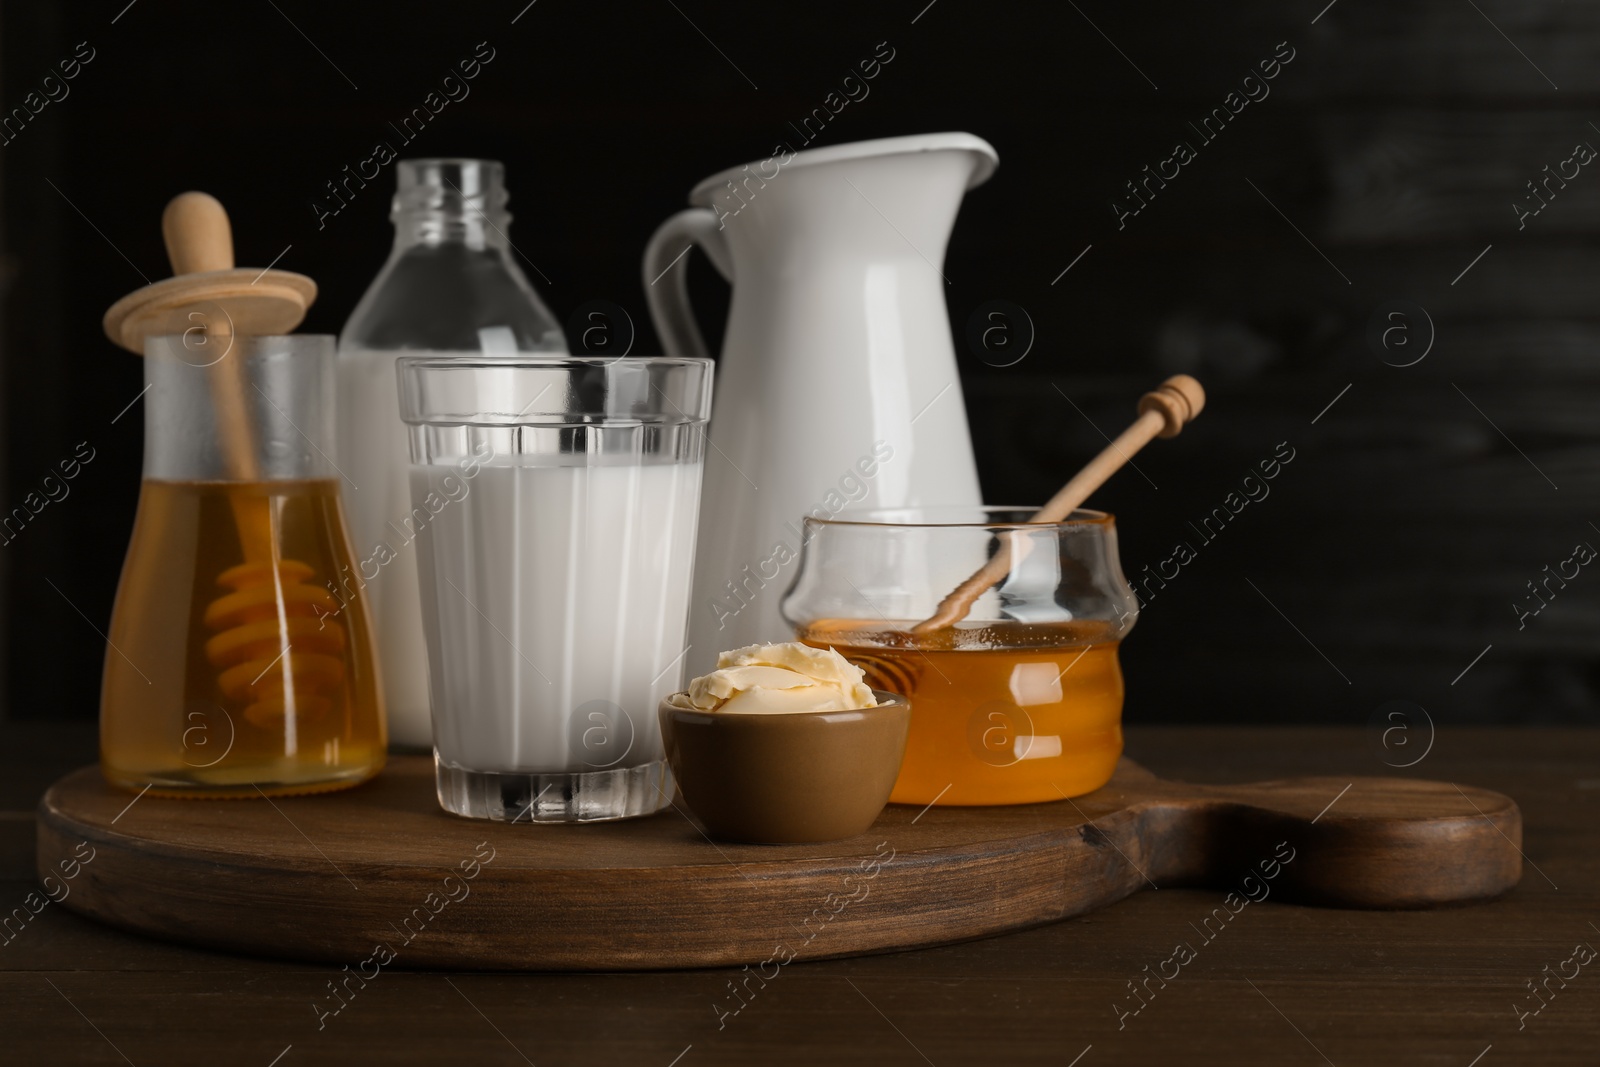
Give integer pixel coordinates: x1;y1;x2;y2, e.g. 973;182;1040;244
395;355;713;370
804;506;1115;530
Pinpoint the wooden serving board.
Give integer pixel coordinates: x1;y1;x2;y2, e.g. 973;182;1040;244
35;757;1522;971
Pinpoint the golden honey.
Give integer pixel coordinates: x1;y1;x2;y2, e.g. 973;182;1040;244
800;618;1123;806
100;478;385;796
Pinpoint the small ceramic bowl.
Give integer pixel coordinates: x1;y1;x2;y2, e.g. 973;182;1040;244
659;690;910;844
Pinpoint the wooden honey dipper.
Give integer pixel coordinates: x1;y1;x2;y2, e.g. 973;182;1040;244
912;374;1205;633
104;194;342;726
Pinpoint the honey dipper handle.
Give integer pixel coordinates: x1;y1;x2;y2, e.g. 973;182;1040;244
1032;374;1205;523
911;375;1204;633
162;192;235;274
157;192;265;545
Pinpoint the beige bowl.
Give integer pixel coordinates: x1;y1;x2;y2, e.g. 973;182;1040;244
659;691;909;844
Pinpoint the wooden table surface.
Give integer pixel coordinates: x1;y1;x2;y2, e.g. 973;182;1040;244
3;724;1595;1065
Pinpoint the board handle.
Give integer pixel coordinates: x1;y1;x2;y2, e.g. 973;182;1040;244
1133;775;1523;908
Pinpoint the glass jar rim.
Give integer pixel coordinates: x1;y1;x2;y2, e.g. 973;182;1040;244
804;505;1114;530
144;333;334;344
143;333;335;366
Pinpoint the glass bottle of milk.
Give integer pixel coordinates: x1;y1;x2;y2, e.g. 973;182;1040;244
338;158;566;750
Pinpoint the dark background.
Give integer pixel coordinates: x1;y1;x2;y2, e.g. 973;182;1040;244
1;0;1594;726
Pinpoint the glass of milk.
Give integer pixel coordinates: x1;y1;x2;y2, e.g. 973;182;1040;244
397;356;713;821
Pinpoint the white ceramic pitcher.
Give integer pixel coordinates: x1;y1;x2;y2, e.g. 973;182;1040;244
644;132;997;675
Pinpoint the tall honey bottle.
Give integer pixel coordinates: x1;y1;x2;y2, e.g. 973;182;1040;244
100;335;385;796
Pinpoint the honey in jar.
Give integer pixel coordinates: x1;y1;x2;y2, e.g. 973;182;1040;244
101;478;385;796
799;619;1123;805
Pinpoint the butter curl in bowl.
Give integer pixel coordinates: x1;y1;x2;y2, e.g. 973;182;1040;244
661;642;907;843
667;643;878;715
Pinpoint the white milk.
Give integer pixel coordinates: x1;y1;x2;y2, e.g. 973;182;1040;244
337;346;435;748
412;460;702;775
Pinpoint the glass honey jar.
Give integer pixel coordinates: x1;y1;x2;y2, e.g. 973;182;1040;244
782;507;1138;806
100;335;386;797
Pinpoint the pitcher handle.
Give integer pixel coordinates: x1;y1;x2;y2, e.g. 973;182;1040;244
642;208;733;359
